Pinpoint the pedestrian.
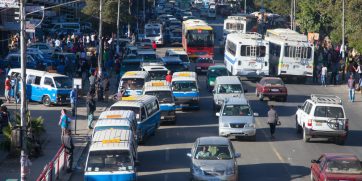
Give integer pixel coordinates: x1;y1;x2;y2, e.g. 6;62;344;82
356;62;362;80
58;109;71;136
70;88;77;117
321;64;327;87
152;41;157;51
86;93;96;129
267;105;278;139
61;129;74;173
347;75;356;102
4;76;11;103
165;70;172;83
0;105;10;134
103;76;110;102
89;73;96;92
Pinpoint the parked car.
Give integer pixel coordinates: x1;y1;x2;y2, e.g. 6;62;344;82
187;136;240;181
255;77;287;102
311;153;362;181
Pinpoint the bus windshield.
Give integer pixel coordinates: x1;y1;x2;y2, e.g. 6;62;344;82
172;81;197;92
208;68;228;77
121;78;145;90
149;70;168;80
87;150;133;172
186;30;214;47
145;91;173;104
145;28;160;37
53;77;73;89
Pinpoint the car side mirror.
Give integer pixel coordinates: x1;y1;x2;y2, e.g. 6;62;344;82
234;152;241;158
311;159;319;164
216;112;220;117
253;112;259;117
187;153;192;158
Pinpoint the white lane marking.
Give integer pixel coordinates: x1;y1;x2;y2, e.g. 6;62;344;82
165;148;170;162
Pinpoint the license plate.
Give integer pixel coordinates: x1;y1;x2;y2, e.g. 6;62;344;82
180;104;189;107
271;89;279;92
315;122;322;126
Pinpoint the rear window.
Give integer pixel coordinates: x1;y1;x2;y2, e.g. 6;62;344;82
326;159;362;174
314;106;344;118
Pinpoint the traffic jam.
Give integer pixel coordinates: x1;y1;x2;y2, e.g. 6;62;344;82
82;0;362;181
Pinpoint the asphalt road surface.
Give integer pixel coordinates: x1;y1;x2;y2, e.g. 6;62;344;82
70;13;362;181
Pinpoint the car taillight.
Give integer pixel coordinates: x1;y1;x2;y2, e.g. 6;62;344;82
308;119;313;127
345;119;349;129
263;87;269;92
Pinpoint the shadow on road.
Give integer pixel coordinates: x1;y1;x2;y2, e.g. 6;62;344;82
238;163;310;181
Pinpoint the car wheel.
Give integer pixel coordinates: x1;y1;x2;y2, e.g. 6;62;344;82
296;118;302;134
303;127;310;142
258;93;264;101
335;137;346;145
42;96;51;107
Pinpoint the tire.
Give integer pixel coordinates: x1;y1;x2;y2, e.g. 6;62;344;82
296;118;302;134
42;96;51;107
335;137;346;145
303;127;310;142
258;93;264;101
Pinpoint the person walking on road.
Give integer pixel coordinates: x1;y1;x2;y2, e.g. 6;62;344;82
165;71;172;83
152;41;157;51
86;93;96;129
321;64;327;87
70;88;77;117
61;129;74;173
59;109;71;136
267;105;278;139
348;75;356;102
4;76;11;103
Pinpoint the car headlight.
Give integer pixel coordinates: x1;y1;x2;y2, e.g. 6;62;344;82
192;165;203;175
225;167;235;175
245;123;255;128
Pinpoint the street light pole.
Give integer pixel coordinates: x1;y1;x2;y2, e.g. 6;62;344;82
116;0;121;55
244;0;247;14
19;0;29;180
98;0;103;76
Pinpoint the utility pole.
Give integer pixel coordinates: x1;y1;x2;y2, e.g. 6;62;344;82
98;0;103;76
290;0;293;30
244;0;247;14
293;0;296;30
128;0;131;38
341;0;345;60
19;0;29;180
116;0;121;55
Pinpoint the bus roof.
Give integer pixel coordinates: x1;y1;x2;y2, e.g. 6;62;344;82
142;65;168;72
9;68;68;78
89;129;133;151
266;28;308;42
121;71;149;79
98;110;135;120
172;71;196;78
144;85;172;92
94;119;131;128
111;95;157;108
166;48;187;55
183;19;213;31
227;32;263;41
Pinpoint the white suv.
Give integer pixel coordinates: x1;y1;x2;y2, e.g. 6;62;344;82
295;94;348;145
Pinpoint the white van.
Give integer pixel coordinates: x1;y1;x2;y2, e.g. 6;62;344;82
118;71;150;96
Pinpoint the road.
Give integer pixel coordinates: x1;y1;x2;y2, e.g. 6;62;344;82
70;14;362;181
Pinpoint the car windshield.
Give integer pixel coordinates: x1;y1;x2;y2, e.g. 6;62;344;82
86;150;133;172
109;106;141;121
208;68;228;77
53;77;72;89
149;70;168;80
121;78;145;90
326;159;362;174
314;106;344;118
121;62;141;72
217;84;243;94
195;145;232;160
165;62;185;72
172;81;197;92
140;54;157;60
197;58;213;63
263;79;284;86
222;105;252;116
145;91;173;104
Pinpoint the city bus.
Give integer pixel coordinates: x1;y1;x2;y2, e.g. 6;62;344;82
182;19;214;60
224;33;269;77
265;29;314;80
221;15;258;47
144;22;163;45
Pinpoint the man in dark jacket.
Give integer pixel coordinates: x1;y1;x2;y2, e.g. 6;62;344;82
61;129;74;173
86;93;96;129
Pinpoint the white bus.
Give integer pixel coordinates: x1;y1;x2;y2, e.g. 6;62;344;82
265;29;314;79
144;23;163;45
221;15;258;47
224;33;269;77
